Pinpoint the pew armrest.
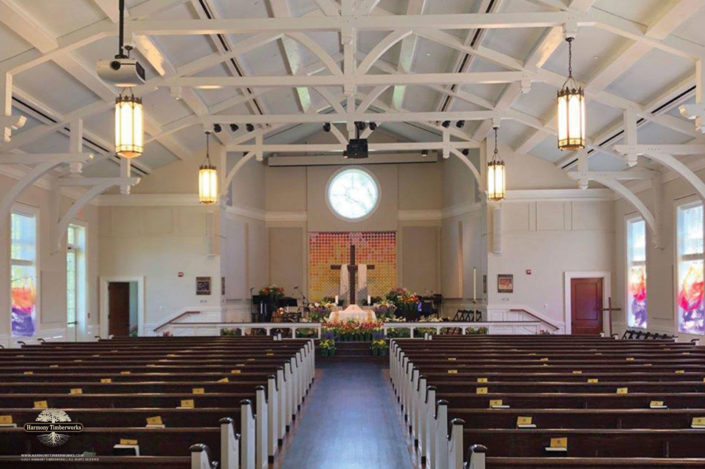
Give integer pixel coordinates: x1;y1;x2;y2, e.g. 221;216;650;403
466;444;487;469
190;443;217;469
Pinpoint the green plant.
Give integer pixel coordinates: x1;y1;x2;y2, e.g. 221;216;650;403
220;328;238;336
318;338;336;357
467;327;488;335
370;338;388;356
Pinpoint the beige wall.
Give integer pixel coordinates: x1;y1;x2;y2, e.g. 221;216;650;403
99;205;221;333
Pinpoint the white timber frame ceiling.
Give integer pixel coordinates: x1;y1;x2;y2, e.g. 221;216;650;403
0;0;705;217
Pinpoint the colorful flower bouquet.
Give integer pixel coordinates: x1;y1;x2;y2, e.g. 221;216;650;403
372;300;397;320
370;337;388;357
318;338;336;357
259;284;285;300
386;287;420;319
308;301;334;322
323;320;384;342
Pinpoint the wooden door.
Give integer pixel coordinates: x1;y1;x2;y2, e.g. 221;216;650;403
108;282;130;336
571;277;603;335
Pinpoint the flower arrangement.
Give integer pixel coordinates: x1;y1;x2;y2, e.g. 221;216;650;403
372;300;397;319
318;338;336;357
386;287;420;319
384;316;411;338
259;284;285;299
308;301;335;322
323;320;384;342
370;338;388;356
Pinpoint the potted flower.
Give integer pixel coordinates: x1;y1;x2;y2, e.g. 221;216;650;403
372;300;397;320
386;287;420;320
308;301;333;322
370;336;388;356
319;337;336;357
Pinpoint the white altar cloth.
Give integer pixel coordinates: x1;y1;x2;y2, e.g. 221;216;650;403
328;304;377;322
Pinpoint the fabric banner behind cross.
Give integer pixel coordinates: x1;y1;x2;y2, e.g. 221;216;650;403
309;232;396;302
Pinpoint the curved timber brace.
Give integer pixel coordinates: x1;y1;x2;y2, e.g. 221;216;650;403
222;151;255;199
53;176;140;251
448;147;482;188
568;171;661;248
0;152;93;230
613;144;705;200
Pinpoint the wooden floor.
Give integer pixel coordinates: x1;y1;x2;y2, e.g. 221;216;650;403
278;360;416;469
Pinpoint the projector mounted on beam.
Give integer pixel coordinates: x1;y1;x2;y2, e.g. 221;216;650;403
346;138;368;159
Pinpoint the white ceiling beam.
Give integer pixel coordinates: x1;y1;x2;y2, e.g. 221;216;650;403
0;152;93;164
519;1;701;157
392;0;427;110
614;144;705;155
566;169;654;180
227;141;479;152
268;0;313;113
126;12;583;35
206;110;496;125
58;176;139;187
164;71;526;88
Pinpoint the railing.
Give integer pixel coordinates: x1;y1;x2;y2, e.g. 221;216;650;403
509;308;561;331
153;310;201;334
382;320;544;337
162;321;323;339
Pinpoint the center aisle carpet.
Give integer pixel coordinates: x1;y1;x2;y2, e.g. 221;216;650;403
279;360;415;469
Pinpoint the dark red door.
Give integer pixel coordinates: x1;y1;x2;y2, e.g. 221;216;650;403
571;278;603;335
108;282;130;337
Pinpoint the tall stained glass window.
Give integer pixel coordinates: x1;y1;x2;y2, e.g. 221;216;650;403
626;218;647;328
677;202;704;335
10;210;37;337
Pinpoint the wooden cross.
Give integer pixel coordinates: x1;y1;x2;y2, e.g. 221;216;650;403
601;297;622;336
330;244;374;305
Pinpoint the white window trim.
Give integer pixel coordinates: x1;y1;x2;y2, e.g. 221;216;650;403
66;221;87;339
674;196;704;336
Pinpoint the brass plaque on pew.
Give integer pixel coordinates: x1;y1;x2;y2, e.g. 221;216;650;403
217;377;229;383
447;357;456;361
70;388;83;395
121;371;131;375
540;357;549;362
192;388;205;395
489;399;508;409
548;437;568;450
626;357;635;361
101;378;112;384
650;401;666;409
675;370;685;374
33;401;48;409
266;352;274;356
74;359;83;362
447;370;458;374
24;371;33;375
0;415;13;425
517;416;535;428
92;354;100;357
231;369;242;375
167;354;177;357
683;352;691;355
476;387;488;395
692;417;705;428
120;439;138;446
146;416;163;426
572;370;582;374
180;399;195;409
235;363;245;367
50;364;59;368
617;387;629;395
587;378;599;383
477;377;488;383
247;358;255;362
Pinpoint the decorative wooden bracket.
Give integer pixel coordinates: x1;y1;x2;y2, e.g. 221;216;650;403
223;151;255;198
53;176;140;250
0;152;92;228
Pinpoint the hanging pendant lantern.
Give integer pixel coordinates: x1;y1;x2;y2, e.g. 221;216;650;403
557;36;586;151
115;92;143;158
198;131;218;205
487;126;505;202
